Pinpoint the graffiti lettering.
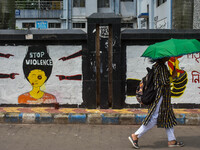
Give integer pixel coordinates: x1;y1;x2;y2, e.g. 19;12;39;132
29;52;45;58
100;26;109;38
25;59;53;66
191;71;200;83
187;53;200;63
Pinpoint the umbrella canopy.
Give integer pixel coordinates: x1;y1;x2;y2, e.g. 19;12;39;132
142;39;200;60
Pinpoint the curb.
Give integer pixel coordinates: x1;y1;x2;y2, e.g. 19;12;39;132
0;111;199;125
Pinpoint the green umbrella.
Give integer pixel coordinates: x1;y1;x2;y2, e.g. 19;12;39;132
142;39;200;60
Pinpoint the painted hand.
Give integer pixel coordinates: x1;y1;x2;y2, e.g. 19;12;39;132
5;54;14;58
56;75;66;80
58;57;67;61
10;73;19;79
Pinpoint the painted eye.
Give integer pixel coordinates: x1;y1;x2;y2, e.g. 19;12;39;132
38;75;42;80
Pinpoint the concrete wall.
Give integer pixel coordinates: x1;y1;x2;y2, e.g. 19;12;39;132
0;0;15;29
137;0;170;29
194;0;200;29
125;45;200;105
16;19;62;29
120;1;136;17
1;28;200;108
0;45;82;105
172;0;194;29
153;0;169;29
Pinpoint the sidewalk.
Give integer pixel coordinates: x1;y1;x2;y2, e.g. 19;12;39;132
0;107;199;125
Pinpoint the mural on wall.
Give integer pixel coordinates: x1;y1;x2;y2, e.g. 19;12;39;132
0;45;83;105
125;46;199;105
56;50;82;81
126;56;189;98
0;73;19;79
0;52;19;80
0;53;14;58
188;52;200;93
168;57;188;97
18;46;57;104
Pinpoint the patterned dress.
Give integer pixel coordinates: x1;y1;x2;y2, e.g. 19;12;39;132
142;62;177;128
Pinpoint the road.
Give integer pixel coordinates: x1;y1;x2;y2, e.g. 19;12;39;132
0;124;199;150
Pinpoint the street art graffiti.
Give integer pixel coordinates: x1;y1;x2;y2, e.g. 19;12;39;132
59;50;82;61
125;45;200;105
191;71;200;83
18;46;57;104
0;73;19;79
187;52;200;63
57;50;82;81
0;53;19;80
0;46;83;105
168;57;188;97
56;74;82;81
187;53;200;94
126;57;188;98
0;53;14;58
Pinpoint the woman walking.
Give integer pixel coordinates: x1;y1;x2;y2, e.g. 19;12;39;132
128;57;184;149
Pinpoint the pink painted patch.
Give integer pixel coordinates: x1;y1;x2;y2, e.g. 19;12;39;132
101;109;117;113
73;108;88;114
128;109;147;114
45;108;63;113
0;107;6;113
18;108;35;113
185;109;200;114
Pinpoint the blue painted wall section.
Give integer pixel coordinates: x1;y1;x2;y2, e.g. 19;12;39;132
68;114;86;123
101;114;119;124
176;114;186;125
135;114;146;124
35;113;54;123
5;113;23;123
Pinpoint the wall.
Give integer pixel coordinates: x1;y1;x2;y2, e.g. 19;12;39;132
16;19;61;29
172;0;194;29
0;0;15;29
0;45;82;105
193;0;200;29
1;28;200;108
122;29;200;108
153;0;168;29
120;1;136;17
125;45;200;105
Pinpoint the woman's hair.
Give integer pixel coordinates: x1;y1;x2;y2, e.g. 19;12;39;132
149;58;164;64
23;45;53;82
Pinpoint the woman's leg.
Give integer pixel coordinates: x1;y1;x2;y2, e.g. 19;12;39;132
134;96;163;138
165;127;176;141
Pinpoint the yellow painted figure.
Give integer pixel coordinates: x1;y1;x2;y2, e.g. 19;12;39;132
18;69;56;104
18;46;56;104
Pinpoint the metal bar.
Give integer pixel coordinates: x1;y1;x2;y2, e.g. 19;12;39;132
108;24;113;107
96;24;100;106
15;1;63;10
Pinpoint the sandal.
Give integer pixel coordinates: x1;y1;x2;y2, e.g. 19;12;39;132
128;136;139;149
168;141;184;148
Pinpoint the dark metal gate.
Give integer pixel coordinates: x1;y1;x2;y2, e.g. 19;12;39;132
84;13;123;109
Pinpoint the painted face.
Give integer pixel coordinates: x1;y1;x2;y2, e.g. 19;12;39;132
28;69;47;87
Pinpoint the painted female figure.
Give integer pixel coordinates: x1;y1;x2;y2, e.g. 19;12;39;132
18;46;56;104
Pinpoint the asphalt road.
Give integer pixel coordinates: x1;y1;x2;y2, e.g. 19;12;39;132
0;124;199;150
